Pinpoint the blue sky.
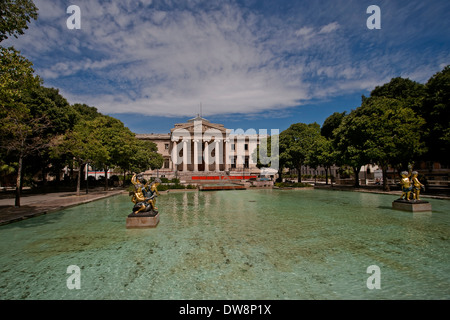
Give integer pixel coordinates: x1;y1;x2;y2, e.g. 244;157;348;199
4;0;450;133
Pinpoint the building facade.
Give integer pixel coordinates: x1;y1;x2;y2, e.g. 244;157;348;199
136;116;276;180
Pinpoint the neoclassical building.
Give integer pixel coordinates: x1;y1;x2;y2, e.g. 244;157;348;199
136;116;277;180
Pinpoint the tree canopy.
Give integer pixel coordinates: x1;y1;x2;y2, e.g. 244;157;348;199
320;111;346;140
421;66;450;165
334;96;425;189
0;0;38;42
279;122;323;183
0;47;43;206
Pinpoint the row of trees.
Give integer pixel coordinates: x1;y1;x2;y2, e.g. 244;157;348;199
257;66;449;191
0;2;163;206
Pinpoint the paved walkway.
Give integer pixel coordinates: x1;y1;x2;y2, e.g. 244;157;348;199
0;189;127;226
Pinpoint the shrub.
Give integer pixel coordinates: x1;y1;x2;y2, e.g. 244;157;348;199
157;184;169;191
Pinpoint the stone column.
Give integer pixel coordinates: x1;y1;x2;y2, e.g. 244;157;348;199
236;136;245;169
182;139;188;172
193;139;199;172
204;141;209;172
215;139;221;172
172;141;178;171
224;139;230;171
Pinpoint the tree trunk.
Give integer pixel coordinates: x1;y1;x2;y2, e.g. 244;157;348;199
382;165;390;191
353;166;360;187
55;162;61;190
76;163;85;196
325;166;329;185
276;168;283;183
85;164;88;194
104;167;108;190
297;165;302;183
15;156;23;207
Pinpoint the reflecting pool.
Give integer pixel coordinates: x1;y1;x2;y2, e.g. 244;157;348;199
0;189;449;299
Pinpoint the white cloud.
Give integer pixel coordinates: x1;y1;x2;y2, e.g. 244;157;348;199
295;26;314;37
4;0;448;119
50;1;310;116
318;22;339;34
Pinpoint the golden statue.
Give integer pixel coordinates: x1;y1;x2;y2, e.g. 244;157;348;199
130;174;161;214
148;179;161;210
399;171;413;201
392;165;432;212
411;171;425;201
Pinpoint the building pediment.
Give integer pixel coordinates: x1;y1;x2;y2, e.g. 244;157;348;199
171;119;226;134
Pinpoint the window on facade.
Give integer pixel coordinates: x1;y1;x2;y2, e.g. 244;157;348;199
165;143;169;150
231;144;235;151
244;144;248;150
231;156;237;168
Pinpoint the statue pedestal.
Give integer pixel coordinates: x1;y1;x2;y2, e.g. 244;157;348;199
392;199;432;212
126;211;160;228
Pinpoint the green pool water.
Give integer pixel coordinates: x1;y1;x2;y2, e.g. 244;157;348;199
0;189;449;300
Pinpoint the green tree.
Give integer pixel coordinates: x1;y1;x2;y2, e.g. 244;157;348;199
421;65;450;165
370;77;425;113
251;134;281;181
130;139;164;173
334;97;425;190
320;112;347;184
21;85;78;186
365;97;425;190
25;86;76;134
113;135;163;183
93;115;138;190
280;123;323;183
0;46;39;102
72;103;102;121
52;119;108;195
309;137;335;185
321;111;346;140
0;47;43;206
333;110;371;187
0;0;38;42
